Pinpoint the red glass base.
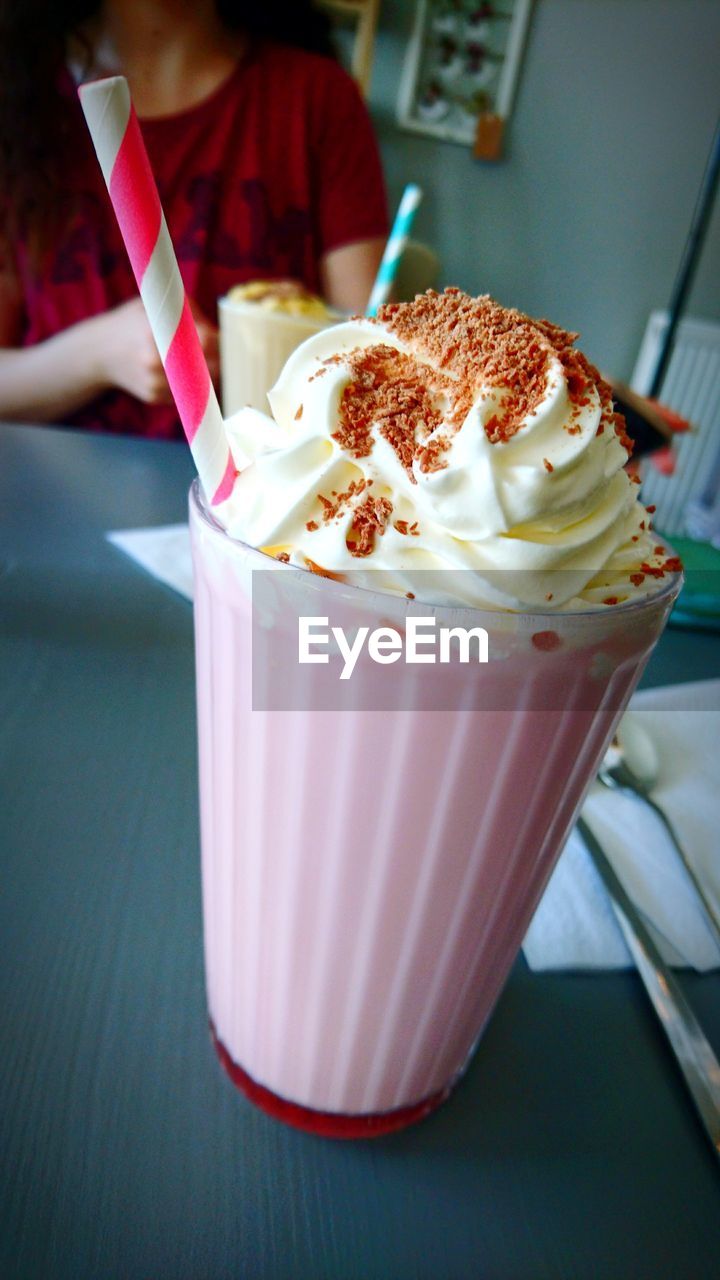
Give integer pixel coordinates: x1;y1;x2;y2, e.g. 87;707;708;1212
210;1023;448;1139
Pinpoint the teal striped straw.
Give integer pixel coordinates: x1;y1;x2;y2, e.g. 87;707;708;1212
366;183;423;317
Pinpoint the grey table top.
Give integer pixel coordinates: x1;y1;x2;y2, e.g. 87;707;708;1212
1;422;718;1280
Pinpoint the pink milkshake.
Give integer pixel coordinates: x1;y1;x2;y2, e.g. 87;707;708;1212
191;290;681;1135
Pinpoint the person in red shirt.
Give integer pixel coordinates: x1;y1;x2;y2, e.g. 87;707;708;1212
0;0;388;437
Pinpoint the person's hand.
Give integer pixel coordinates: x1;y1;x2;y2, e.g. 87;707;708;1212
93;298;173;404
0;294;220;423
93;297;220;404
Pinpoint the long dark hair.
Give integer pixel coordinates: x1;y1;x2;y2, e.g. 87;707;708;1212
0;1;335;256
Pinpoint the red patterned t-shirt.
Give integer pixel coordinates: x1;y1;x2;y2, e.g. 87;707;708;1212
11;42;388;438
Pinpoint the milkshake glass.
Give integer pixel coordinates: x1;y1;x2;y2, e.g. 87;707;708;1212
189;479;680;1137
219;296;337;416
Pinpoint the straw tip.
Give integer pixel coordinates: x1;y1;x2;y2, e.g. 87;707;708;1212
78;74;129;102
401;185;423;210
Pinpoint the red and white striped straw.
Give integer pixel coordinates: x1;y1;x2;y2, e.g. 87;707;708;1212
79;76;236;506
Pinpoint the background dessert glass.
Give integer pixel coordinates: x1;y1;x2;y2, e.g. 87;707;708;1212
218;295;338;416
189;479;681;1138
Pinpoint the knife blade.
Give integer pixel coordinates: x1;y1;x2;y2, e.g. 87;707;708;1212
577;815;720;1162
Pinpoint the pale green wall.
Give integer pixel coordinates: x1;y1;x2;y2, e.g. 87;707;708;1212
367;0;720;381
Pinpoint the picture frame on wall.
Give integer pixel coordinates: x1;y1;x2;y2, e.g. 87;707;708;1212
396;0;534;159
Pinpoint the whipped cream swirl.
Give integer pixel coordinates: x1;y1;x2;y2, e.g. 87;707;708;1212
217;290;674;610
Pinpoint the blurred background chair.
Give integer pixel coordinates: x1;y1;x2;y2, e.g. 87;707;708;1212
318;0;382;97
633;311;720;538
392;239;440;302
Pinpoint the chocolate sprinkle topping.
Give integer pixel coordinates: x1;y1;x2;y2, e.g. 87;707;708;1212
333;344;452;480
346;495;393;558
331;289;636;475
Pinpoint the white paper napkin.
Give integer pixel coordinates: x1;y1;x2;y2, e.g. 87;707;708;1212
108;524;720;972
523;680;720;972
108;524;193;600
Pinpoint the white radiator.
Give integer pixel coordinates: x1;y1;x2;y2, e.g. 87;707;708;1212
632;312;720;536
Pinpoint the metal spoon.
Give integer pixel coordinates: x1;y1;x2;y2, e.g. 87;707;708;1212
598;717;720;950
